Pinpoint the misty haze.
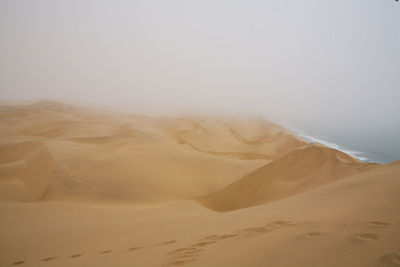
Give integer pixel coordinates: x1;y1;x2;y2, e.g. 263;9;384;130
1;1;399;267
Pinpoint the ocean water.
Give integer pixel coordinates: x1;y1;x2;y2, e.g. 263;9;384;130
287;127;400;164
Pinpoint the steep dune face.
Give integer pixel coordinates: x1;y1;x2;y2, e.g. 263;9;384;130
0;142;54;201
199;144;375;212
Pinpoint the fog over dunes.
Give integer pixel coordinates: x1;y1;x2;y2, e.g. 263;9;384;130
0;1;400;267
1;1;399;130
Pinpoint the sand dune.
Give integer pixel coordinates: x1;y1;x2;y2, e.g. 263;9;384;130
0;141;54;202
1;101;271;203
0;101;399;267
199;144;376;211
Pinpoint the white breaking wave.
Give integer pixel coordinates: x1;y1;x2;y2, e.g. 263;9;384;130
289;128;369;162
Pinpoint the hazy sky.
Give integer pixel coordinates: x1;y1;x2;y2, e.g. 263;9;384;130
1;0;399;136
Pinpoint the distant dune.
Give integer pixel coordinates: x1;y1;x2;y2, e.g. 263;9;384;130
0;100;399;267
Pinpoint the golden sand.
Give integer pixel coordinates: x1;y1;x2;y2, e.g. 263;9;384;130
0;101;399;266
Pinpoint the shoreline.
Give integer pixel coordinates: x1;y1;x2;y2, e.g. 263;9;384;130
288;128;373;163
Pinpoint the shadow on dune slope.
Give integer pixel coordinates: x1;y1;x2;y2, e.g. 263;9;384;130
198;144;378;212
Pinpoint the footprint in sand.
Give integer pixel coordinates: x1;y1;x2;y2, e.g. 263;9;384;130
367;221;390;227
305;232;323;239
235;227;272;238
216;234;239;240
269;221;296;227
70;254;83;258
169;259;195;266
202;233;239;241
192;241;216;247
42;257;56;261
239;227;271;234
176;254;197;260
168;247;202;255
162;240;178;245
11;261;25;266
167;232;241;266
167;247;202;266
380;253;400;265
355;233;378;241
100;250;112;254
128;246;142;251
202;234;219;240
